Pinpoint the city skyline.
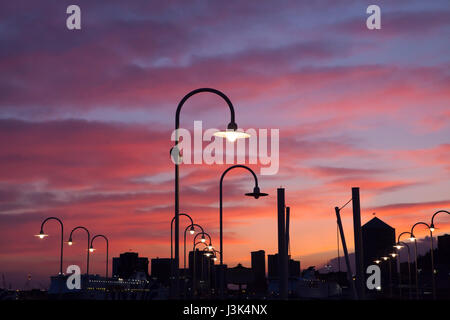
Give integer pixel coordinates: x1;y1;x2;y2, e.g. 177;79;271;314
0;0;449;289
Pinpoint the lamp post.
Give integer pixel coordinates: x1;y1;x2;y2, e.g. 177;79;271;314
389;252;398;297
430;209;449;232
398;231;417;299
381;256;392;297
90;234;109;278
170;212;194;284
394;241;412;299
35;217;64;275
172;88;249;297
68;226;91;276
219;165;268;297
410;221;435;299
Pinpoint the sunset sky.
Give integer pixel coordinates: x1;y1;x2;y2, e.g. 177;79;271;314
0;0;449;289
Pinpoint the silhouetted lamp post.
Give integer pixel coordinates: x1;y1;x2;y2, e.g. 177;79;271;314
219;165;268;296
90;234;109;278
68;226;91;276
171;213;194;268
172;88;249;297
35;217;64;275
398;231;417;299
430;209;449;232
410;221;435;299
394;241;412;299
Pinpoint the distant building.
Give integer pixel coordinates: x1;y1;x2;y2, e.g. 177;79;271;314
112;252;149;280
251;250;266;294
268;254;300;279
150;258;172;286
289;259;301;278
438;234;450;265
362;217;395;268
227;263;253;295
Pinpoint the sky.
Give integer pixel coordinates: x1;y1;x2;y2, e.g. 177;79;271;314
0;0;449;289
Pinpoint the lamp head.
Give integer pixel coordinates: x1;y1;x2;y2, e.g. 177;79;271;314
201;235;206;243
35;230;48;239
189;226;195;235
213;256;217;262
213;122;250;143
394;244;403;250
410;235;416;242
429;224;435;232
208;244;213;250
89;246;95;253
204;251;211;257
382;256;389;261
68;239;73;246
374;260;381;264
390;253;397;258
245;186;268;199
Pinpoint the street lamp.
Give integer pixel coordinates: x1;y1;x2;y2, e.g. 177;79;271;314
171;213;194;269
172;88;249;297
90;234;109;278
35;217;64;275
411;221;435;300
395;241;412;299
398;231;416;299
194;232;212;249
430;209;449;232
68;226;91;276
219;165;268;297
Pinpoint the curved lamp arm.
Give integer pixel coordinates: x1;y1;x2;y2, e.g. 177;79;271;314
220;165;262;196
175;88;236;131
397;231;413;243
90;234;108;248
171;212;194;259
37;217;64;275
410;222;432;239
194;231;212;245
68;226;91;276
430;210;450;230
184;223;204;235
90;234;109;278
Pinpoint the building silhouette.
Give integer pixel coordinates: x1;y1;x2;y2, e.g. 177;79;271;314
268;254;300;279
250;250;266;294
150;258;172;286
362;217;395;268
112;252;149;280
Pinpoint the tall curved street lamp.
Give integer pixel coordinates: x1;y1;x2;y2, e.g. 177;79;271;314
430;209;449;232
184;223;204;270
394;241;412;299
172;88;249;297
35;217;64;275
68;226;91;276
219;165;268;296
90;234;109;278
410;221;435;299
170;213;194;264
